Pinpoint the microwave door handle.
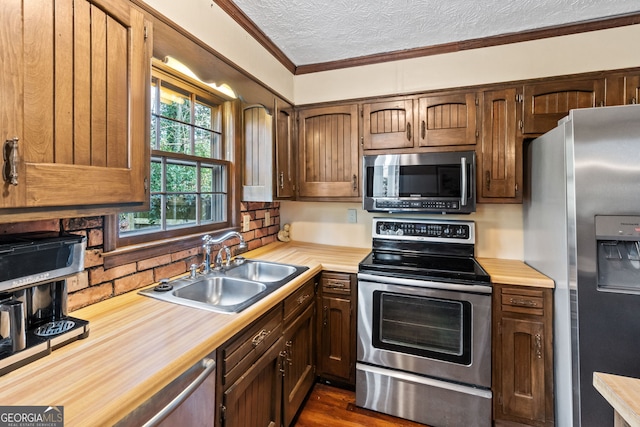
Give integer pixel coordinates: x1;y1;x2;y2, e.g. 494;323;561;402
460;156;467;206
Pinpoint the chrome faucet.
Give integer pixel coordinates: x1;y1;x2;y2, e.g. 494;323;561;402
215;245;232;269
201;231;248;273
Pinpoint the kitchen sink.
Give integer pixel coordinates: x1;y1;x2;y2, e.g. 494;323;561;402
139;259;308;314
173;276;267;307
225;261;297;282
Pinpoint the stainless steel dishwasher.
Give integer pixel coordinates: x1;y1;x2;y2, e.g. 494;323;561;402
115;351;216;427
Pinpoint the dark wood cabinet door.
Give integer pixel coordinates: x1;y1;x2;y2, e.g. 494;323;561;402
222;337;284;427
499;316;546;422
417;93;479;147
362;100;414;150
297;105;360;199
282;302;316;427
522;78;605;134
318;295;352;382
0;0;150;213
478;88;521;202
275;105;295;199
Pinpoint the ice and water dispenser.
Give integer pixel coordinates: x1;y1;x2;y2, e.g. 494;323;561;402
0;233;89;375
596;216;640;293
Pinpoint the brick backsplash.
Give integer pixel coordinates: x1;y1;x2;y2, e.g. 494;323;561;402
0;202;281;311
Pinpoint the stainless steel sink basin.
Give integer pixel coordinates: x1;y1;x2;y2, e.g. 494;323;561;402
173;276;266;307
225;261;297;282
139;259;309;314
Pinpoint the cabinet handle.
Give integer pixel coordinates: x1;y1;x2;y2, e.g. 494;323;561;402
535;333;542;359
3;137;19;186
141;357;216;427
285;340;293;365
421;120;426;139
279;171;284;189
251;329;269;347
297;293;311;306
326;280;345;288
352;174;357;191
323;306;328;327
279;351;288;377
485;170;491;191
406;122;412;141
509;298;538;307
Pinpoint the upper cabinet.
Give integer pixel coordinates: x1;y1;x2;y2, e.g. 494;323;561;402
0;0;151;220
521;78;605;135
275;101;295;199
478;88;522;203
242;104;273;201
297;104;360;200
362;99;414;150
417;93;479;147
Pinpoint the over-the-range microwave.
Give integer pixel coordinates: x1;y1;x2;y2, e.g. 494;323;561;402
362;151;476;214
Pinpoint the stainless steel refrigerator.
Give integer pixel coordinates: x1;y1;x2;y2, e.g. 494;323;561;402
524;104;640;427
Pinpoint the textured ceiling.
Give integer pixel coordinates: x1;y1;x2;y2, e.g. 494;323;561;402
231;0;640;66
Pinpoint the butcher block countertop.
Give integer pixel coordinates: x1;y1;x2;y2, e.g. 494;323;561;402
0;241;549;426
478;257;555;288
594;372;640;427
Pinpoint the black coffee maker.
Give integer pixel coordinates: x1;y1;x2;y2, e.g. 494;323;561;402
0;233;89;375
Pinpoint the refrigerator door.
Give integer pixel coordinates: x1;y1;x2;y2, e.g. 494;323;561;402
525;104;640;427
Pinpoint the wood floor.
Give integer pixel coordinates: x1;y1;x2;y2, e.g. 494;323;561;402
294;383;429;427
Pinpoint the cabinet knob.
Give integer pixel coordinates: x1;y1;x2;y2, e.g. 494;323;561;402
3;137;19;186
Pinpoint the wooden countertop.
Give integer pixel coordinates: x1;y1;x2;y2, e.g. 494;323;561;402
594;372;640;427
0;241;369;427
478;257;555;288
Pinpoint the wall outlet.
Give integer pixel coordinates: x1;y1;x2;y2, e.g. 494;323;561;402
264;211;271;227
242;214;251;232
347;209;357;224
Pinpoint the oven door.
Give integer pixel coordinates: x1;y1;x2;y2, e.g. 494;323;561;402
357;273;491;388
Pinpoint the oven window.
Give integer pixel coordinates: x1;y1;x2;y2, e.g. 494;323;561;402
372;291;472;365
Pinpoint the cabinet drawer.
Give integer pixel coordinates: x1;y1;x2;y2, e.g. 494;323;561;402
322;272;351;295
284;278;315;324
501;287;544;315
221;306;282;386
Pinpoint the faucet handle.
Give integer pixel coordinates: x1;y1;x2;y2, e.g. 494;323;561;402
189;263;200;279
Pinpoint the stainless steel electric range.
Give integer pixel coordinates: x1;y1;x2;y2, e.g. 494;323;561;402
356;217;492;427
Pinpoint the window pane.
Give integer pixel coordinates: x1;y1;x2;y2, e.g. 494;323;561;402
212;164;227;192
194;128;213;158
119;195;163;235
201;165;213;192
150;116;158;149
195;101;212;130
166;162;197;193
150;160;162;192
201;193;226;223
158;118;191;154
159;84;191;122
166;194;197;227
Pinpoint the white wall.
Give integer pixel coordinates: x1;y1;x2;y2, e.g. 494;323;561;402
280;201;523;259
294;24;640;104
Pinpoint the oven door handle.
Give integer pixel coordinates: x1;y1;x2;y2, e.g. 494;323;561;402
460;156;468;207
357;273;492;294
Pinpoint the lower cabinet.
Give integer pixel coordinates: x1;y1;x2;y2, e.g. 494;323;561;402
493;284;554;427
282;279;316;426
216;276;317;427
316;271;356;386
